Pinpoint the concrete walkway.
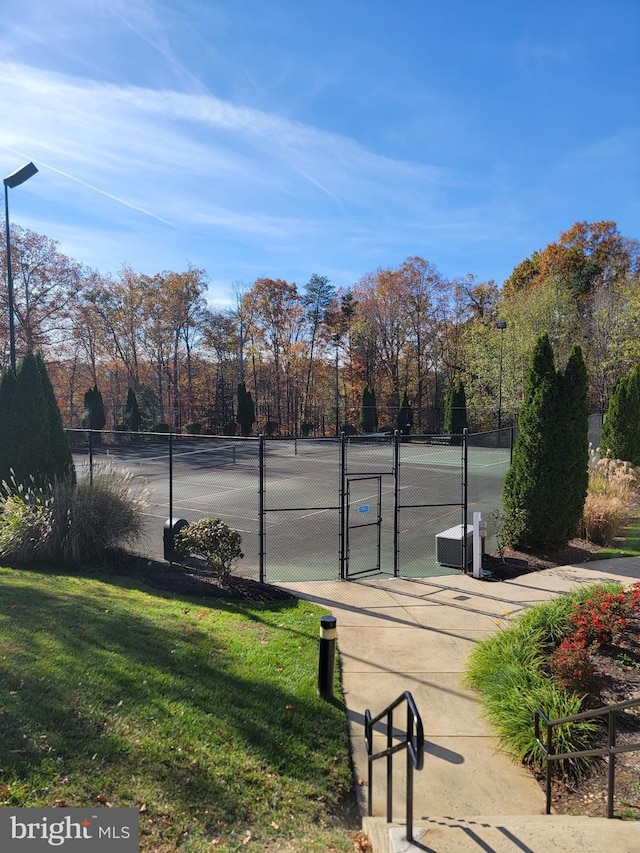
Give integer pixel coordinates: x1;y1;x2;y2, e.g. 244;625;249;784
279;558;640;853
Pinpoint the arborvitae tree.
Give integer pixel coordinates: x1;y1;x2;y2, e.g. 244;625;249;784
237;382;255;437
397;391;413;435
503;333;567;549
0;368;17;485
560;345;589;540
83;385;106;430
444;381;468;436
359;386;378;433
600;365;640;465
124;387;142;432
35;352;75;485
9;352;51;489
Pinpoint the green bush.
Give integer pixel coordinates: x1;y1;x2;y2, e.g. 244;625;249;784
464;591;612;777
0;465;148;565
174;517;243;579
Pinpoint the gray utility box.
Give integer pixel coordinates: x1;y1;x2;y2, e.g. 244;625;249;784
436;524;474;570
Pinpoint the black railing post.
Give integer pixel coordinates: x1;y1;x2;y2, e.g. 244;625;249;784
608;707;616;819
88;428;93;485
259;435;265;584
386;706;394;824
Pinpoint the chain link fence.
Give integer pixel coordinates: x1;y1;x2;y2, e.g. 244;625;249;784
68;428;516;583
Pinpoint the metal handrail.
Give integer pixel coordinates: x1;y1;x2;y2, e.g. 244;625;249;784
364;691;424;843
535;695;640;817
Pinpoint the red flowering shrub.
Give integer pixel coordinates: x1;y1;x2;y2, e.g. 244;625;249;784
570;590;628;646
549;636;600;696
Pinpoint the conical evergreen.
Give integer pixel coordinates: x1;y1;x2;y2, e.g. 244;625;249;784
0;368;17;485
35;352;75;485
10;352;51;489
237;382;255;437
124;387;141;432
503;333;565;549
359;386;378;433
600;365;640;465
560;345;589;540
83;385;106;430
444;381;468;436
397;391;413;435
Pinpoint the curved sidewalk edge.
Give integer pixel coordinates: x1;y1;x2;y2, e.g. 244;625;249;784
278;557;640;851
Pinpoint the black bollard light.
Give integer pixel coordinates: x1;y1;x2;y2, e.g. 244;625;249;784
318;615;337;700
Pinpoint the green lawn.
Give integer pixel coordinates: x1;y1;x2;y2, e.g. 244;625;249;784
590;515;640;560
0;566;358;852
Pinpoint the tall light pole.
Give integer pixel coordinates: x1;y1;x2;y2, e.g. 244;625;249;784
496;319;507;432
4;161;38;374
332;333;340;437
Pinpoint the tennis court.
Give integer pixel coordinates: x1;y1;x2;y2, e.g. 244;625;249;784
70;432;511;583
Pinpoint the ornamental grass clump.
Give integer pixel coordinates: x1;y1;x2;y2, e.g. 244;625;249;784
578;446;640;545
464;588;628;778
0;465;148;565
174;517;243;579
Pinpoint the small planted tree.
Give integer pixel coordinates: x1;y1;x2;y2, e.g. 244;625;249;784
600;365;640;466
83;384;106;430
174;517;243;580
444;381;468;439
359;385;378;433
397;390;413;436
124;387;142;432
237;381;255;437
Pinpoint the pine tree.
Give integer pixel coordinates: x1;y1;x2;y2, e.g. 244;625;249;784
359;386;378;433
503;333;566;549
35;352;75;485
83;385;106;430
237;382;255;437
124;387;142;432
0;368;17;485
560;345;589;540
397;391;413;435
600;365;640;465
9;352;51;489
444;381;468;437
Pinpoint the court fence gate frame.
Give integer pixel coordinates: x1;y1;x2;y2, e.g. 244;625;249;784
69;427;515;583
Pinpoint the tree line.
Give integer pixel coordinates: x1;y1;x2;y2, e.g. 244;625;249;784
0;219;638;436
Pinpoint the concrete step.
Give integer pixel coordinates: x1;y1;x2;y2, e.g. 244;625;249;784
362;813;640;853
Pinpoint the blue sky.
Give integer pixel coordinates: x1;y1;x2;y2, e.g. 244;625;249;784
1;0;638;305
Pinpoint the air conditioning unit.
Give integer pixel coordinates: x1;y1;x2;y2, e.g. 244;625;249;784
436;524;474;570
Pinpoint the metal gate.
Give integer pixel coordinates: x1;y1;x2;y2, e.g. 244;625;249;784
344;475;382;578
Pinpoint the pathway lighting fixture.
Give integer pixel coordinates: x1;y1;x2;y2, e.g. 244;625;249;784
4;161;38;373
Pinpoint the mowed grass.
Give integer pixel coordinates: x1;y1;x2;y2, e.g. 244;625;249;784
0;566;357;852
590;514;640;560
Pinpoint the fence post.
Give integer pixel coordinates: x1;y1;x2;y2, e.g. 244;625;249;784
259;434;265;584
88;428;93;485
462;428;469;573
169;428;173;526
393;430;400;577
339;433;346;579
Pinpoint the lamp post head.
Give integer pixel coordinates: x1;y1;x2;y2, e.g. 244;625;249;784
4;161;38;189
496;319;507;330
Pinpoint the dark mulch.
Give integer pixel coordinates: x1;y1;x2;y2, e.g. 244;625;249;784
111;554;296;603
482;538;602;580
